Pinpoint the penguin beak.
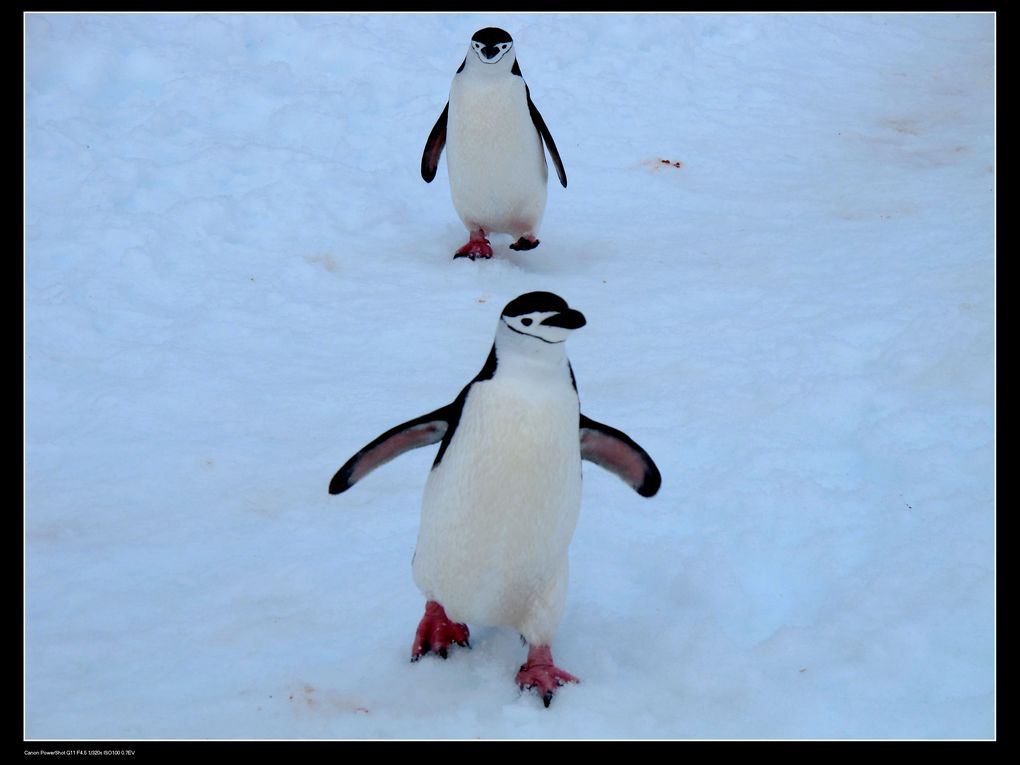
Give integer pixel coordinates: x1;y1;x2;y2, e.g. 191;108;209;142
481;45;500;60
541;309;587;330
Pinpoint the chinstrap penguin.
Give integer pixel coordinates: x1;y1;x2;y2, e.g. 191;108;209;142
421;28;567;260
329;292;661;707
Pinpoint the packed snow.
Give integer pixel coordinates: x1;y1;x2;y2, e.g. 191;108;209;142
24;12;994;740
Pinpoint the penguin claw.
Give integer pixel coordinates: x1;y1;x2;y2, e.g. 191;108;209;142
509;236;540;251
453;236;493;260
411;639;428;661
410;601;470;661
453;250;492;261
515;645;579;708
516;683;557;709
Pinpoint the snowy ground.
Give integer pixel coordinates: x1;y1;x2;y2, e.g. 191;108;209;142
24;12;994;740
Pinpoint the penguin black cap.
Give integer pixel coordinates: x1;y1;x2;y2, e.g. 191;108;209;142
502;291;569;317
472;27;514;46
502;292;586;329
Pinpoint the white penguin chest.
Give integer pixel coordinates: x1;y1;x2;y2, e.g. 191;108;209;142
415;374;582;581
433;376;580;510
445;74;548;232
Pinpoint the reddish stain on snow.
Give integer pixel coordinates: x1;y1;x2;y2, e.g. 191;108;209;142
286;683;370;715
643;158;684;173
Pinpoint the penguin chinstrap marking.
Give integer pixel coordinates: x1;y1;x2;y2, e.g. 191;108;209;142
329;292;661;708
421;28;567;260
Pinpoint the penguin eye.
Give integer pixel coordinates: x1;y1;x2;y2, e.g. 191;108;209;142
521;318;533;326
500;44;508;50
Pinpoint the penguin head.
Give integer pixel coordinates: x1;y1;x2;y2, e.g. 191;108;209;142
498;291;586;347
468;27;515;68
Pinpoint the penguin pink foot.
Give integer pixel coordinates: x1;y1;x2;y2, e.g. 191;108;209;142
411;600;470;661
508;235;540;251
453;230;493;260
516;644;579;707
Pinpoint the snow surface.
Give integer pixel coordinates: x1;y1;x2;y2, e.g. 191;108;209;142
24;12;995;740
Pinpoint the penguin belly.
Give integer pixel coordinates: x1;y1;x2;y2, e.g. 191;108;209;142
446;76;549;237
412;379;581;645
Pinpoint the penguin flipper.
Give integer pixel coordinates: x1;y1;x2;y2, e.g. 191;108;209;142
421;102;449;183
525;85;567;188
579;414;661;497
329;406;452;494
